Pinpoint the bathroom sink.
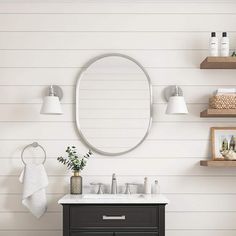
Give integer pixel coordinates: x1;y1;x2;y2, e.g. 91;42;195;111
58;193;169;204
82;194;145;199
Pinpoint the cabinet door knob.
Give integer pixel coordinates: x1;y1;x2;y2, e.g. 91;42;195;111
102;215;126;220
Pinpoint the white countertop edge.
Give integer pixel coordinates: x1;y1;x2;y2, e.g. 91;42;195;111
58;194;169;204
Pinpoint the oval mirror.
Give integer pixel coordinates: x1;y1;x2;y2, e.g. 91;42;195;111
76;54;152;156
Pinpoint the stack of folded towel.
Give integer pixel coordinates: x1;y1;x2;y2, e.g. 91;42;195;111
210;88;236;109
215;88;236;95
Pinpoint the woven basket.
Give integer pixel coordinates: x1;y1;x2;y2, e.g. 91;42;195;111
209;95;236;109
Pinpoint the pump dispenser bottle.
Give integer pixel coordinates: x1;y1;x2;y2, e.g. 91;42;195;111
209;32;218;56
144;177;151;194
220;32;229;56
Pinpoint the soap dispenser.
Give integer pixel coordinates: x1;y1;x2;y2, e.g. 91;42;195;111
144;177;151;194
209;32;218;56
220;32;229;56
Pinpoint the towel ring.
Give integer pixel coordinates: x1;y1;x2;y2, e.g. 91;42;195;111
21;142;47;165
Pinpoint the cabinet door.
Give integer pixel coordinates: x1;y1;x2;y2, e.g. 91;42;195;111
71;232;113;236
115;233;158;236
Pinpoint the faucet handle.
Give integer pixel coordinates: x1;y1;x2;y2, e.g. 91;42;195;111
124;183;139;194
90;182;104;194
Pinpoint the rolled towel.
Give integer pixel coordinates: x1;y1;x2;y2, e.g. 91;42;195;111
19;163;48;218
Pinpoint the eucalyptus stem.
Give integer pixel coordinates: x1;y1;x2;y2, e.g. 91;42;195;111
57;146;92;172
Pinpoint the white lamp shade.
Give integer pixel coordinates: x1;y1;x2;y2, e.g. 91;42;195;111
40;96;63;115
166;96;188;114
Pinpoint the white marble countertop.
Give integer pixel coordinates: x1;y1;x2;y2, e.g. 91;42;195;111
58;194;169;204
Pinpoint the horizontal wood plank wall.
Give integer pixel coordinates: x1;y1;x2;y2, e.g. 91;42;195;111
0;1;236;236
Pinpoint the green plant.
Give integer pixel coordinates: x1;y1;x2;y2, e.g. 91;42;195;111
57;146;92;172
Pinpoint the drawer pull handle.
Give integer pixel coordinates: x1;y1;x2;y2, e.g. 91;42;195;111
102;215;126;220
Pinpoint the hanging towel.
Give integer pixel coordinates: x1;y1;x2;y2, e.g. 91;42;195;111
19;163;48;218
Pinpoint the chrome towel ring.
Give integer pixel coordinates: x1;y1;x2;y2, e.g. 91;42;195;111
21;142;47;165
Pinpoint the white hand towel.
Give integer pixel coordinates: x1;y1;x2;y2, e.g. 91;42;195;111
19;164;48;218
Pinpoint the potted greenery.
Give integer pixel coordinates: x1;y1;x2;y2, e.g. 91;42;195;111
57;146;92;194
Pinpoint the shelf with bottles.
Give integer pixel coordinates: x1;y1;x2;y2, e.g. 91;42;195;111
202;31;234;69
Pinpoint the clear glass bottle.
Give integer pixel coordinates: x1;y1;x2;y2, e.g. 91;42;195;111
70;171;82;194
152;180;160;194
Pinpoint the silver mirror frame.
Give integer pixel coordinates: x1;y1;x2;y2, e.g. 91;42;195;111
76;53;153;156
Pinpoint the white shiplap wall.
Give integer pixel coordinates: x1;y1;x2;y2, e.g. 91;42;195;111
1;1;236;236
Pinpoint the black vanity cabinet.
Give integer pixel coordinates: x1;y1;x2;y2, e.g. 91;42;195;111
62;204;166;236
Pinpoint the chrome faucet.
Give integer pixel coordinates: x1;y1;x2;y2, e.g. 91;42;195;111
111;173;117;194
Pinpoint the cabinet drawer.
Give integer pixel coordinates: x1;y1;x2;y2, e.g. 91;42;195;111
71;232;113;236
70;205;158;229
115;233;158;236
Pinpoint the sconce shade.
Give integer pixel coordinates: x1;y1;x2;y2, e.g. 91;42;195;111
40;96;63;115
166;96;188;114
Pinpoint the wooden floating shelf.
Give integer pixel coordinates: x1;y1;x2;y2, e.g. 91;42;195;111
200;56;236;69
200;109;236;117
200;160;236;167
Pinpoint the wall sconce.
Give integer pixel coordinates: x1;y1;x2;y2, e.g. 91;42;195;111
164;85;188;115
40;85;63;115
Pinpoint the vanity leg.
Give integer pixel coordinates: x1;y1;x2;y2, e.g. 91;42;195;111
158;205;165;236
63;205;70;236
